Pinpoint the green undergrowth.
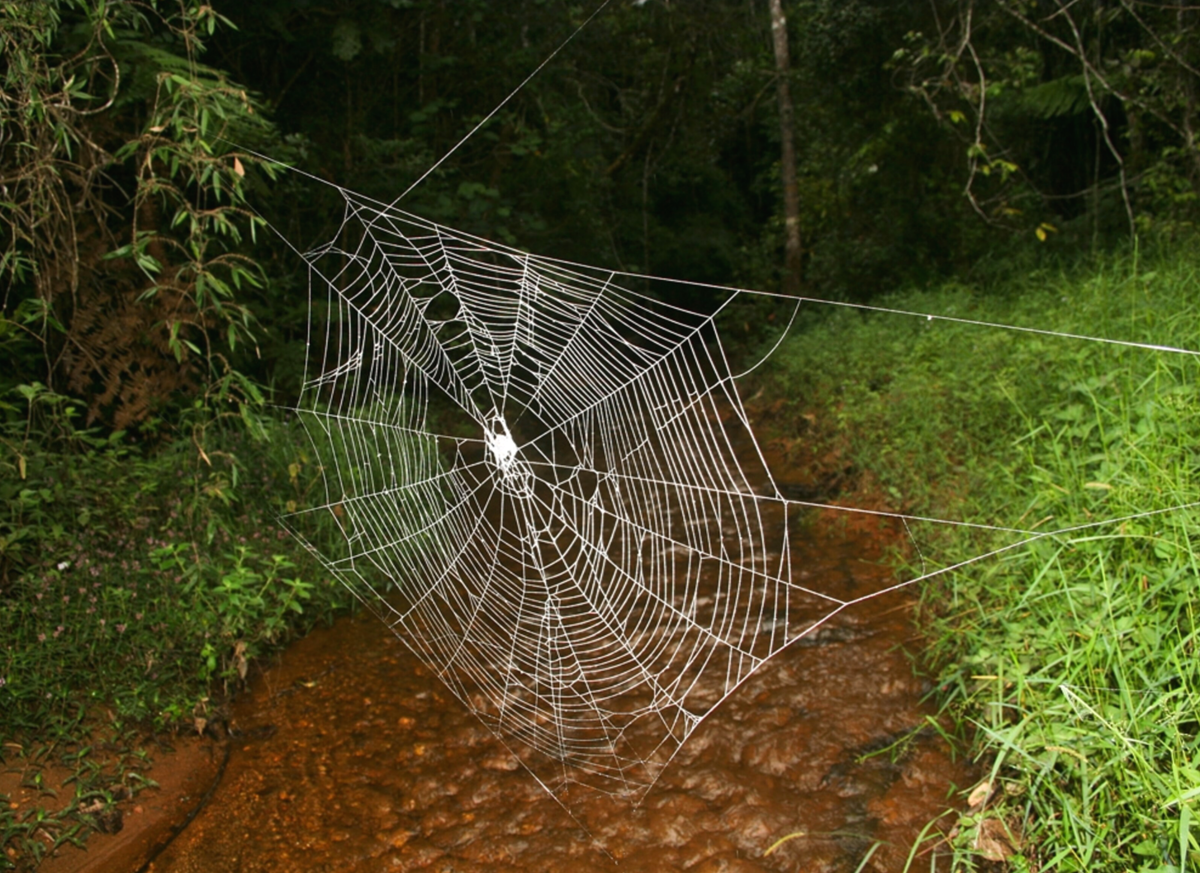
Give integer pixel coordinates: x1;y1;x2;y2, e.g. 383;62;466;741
761;247;1200;872
0;405;355;869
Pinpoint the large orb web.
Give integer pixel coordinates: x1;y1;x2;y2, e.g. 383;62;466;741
282;187;848;805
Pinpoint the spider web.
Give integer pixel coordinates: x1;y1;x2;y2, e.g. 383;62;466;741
279;185;1196;808
282;188;866;803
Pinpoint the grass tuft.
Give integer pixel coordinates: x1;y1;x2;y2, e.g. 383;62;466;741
759;247;1200;872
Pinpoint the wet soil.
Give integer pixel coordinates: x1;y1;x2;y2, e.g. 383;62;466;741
138;500;973;873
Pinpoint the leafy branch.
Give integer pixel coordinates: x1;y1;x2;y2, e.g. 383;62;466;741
0;0;282;430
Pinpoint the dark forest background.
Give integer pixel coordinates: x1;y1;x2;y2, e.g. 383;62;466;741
7;0;1200;435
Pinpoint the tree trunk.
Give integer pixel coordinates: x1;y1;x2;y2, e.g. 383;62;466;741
769;0;802;295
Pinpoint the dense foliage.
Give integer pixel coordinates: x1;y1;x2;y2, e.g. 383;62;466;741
211;0;973;313
0;1;284;431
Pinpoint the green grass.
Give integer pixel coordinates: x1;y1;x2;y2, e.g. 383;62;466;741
759;247;1200;871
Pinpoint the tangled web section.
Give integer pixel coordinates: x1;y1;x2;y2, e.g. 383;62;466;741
280;186;1193;806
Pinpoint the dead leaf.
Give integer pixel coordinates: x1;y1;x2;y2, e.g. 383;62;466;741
975;817;1021;862
233;156;245;177
234;640;248;679
193;716;208;736
968;780;992;809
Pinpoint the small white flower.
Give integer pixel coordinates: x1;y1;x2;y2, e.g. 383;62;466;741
57;561;71;571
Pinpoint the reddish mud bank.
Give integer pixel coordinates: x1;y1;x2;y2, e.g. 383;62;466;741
5;735;222;873
137;507;972;873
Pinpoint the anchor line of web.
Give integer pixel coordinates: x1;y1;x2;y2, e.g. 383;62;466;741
550;258;1200;358
388;0;617;207
841;499;1200;609
525;457;1038;537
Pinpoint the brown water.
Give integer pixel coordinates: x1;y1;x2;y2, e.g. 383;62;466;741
147;507;973;873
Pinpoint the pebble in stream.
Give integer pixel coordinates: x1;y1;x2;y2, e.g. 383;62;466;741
147;512;972;873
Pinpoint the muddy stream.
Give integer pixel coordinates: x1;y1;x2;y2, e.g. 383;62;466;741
144;480;972;873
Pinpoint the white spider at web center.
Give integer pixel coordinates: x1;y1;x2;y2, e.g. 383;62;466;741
485;415;519;469
484;412;533;497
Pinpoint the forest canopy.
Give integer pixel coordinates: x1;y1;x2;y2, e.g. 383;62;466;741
4;0;1200;428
